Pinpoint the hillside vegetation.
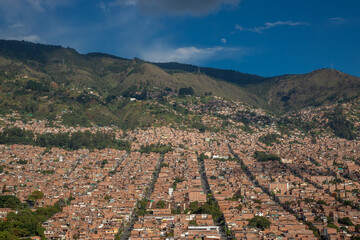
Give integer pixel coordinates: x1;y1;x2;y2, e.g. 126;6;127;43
1;39;360;117
0;40;263;106
245;69;360;112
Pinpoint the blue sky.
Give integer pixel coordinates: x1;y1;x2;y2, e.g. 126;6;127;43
0;0;359;77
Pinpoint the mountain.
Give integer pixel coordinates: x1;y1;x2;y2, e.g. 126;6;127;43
153;62;265;85
244;69;360;112
1;39;360;115
0;40;264;107
154;63;360;113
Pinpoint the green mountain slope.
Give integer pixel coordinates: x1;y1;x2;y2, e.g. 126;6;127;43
0;40;263;105
1;39;360;115
153;62;265;85
245;69;360;112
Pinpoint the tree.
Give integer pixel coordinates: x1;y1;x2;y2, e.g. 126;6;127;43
327;223;340;232
189;220;198;226
192;122;206;132
189;201;199;212
258;133;280;146
0;127;35;145
140;144;172;154
179;87;194;96
0;195;22;209
0;231;18;240
156;200;166;209
25;80;50;92
328;107;357;140
226;191;243;201
317;200;327;205
253;151;280;162
171;206;181;214
248;216;271;230
2;184;7;193
338;217;354;226
356;224;360;232
28;190;44;201
235;204;243;211
253;199;262;204
199;153;209;161
137;199;149;216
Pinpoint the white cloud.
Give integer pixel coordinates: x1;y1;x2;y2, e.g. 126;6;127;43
0;0;70;14
0;0;71;25
329;17;346;25
1;34;41;42
141;45;247;64
235;20;309;33
221;38;227;44
99;2;107;11
0;0;74;48
22;34;41;42
10;23;24;28
113;0;137;7
26;0;44;11
111;0;241;16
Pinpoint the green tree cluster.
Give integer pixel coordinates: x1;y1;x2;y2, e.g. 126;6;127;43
327;223;340;232
226;191;244;201
179;87;194;96
189;220;198;226
355;224;360;232
25;80;50;92
199;153;209;161
0;127;131;152
0;195;66;239
328;107;357;140
191;122;207;132
140;144;172;154
248;216;271;230
258;133;280;146
0;195;24;209
235;204;243;211
156;200;166;209
338;217;354;226
137;199;149;216
189;200;224;224
172;177;184;190
0;127;34;145
27;191;44;201
253;151;281;162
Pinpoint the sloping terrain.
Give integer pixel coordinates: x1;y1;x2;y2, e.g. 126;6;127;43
245;69;360;112
0;40;262;105
1;39;360;115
